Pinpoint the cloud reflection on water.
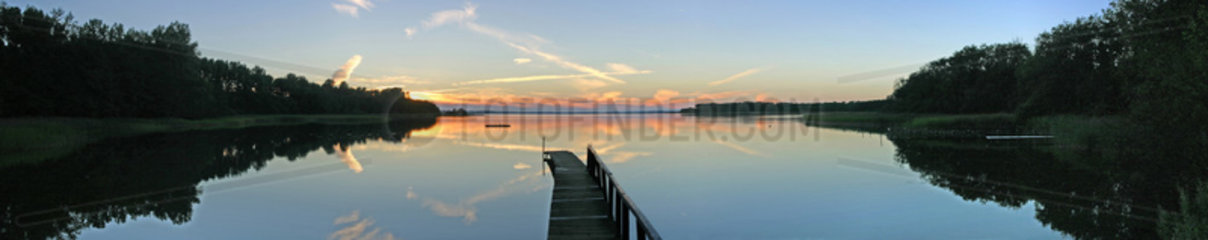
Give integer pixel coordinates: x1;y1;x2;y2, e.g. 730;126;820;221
330;210;399;240
334;144;364;173
406;170;549;225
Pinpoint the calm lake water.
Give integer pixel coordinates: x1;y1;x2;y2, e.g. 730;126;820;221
2;114;1167;239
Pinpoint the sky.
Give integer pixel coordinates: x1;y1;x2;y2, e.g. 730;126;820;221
10;0;1114;109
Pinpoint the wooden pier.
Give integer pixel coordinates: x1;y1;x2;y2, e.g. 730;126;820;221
543;147;661;240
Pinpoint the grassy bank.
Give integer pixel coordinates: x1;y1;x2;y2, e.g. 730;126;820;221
810;112;1117;139
811;112;1016;128
811;112;1017;129
902;113;1017;129
811;112;916;126
0;114;434;167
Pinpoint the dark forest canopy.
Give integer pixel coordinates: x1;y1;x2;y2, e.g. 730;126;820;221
0;4;439;118
888;0;1207;122
889;43;1031;114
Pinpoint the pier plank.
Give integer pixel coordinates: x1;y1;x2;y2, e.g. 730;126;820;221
544;151;619;240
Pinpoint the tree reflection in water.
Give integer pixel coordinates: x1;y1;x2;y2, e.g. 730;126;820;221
889;134;1204;239
0;119;434;240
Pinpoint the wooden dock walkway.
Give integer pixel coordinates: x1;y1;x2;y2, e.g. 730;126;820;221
543;147;661;240
545;151;617;239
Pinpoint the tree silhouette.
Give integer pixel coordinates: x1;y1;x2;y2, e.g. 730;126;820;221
888;43;1031;113
0;4;439;118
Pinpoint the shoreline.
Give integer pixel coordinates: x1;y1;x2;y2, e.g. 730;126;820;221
1;112;1111;167
0;114;436;167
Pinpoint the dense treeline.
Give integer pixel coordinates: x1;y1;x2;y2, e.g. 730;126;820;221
889;0;1207;124
0;4;439;118
1015;15;1130;117
199;58;439;115
889;43;1031;113
686;100;888;115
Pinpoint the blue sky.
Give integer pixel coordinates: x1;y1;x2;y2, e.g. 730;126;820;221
9;0;1114;106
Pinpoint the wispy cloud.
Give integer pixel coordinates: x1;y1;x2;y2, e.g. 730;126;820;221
689;90;761;101
607;63;640;74
503;41;627;84
646;89;680;105
453;70;651;86
421;3;477;29
408;3;646;86
572;78;610;92
345;0;373;9
601;91;623;99
836;63;923;84
332;0;374;17
455;74;584;86
349;75;431;89
653;89;680;101
404;27;417;38
332;55;363;85
332;4;360;17
406;187;418;199
333;211;360;225
513;58;532;64
709;67;770;87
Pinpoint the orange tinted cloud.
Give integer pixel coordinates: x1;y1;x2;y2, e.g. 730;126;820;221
412;86;781;111
333;144;363;173
331;55;363;85
644;89;681;106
